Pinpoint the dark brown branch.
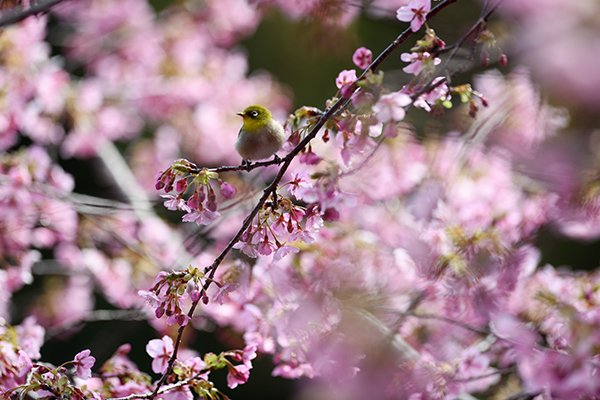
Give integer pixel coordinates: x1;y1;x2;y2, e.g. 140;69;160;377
207;156;284;173
0;0;66;28
148;299;201;399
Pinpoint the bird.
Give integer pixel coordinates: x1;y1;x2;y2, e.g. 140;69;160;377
235;105;285;163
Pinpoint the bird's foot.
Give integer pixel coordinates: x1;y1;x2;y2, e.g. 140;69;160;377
241;159;251;171
272;154;282;164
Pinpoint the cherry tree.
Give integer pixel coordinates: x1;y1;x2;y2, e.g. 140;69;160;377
1;0;599;399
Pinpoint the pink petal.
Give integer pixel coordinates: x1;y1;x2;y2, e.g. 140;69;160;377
396;7;414;22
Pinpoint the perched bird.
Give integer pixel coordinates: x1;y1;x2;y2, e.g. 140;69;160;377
236;105;285;162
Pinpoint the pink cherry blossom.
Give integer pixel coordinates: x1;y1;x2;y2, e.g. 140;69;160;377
1;0;600;398
352;47;373;69
226;364;250;389
146;336;174;374
335;69;357;90
401;51;441;75
396;0;431;32
412;76;450;111
372;92;413;123
73;349;96;379
220;181;237;199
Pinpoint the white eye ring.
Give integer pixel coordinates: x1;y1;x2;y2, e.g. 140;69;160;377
249;110;259;117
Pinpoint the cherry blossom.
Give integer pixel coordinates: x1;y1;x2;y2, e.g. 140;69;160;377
396;0;431;32
401;51;441;75
335;69;357;90
226;364;251;389
352;47;373;70
73;349;96;379
146;336;174;374
372;92;413;123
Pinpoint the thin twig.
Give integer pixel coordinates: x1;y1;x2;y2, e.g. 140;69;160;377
452;367;512;383
377;305;492;336
107;369;210;400
206;157;284;173
357;308;421;361
409;311;491;335
440;0;501;81
0;0;66;28
97;143;196;269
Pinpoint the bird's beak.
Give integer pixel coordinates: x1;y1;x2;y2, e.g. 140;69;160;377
236;112;244;117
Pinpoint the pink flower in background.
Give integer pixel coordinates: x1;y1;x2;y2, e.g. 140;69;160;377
220;181;237;199
450;347;500;394
15;317;45;360
352;47;373;69
396;0;431;32
500;1;600;108
401;51;441;75
146;336;174;374
373;92;412;122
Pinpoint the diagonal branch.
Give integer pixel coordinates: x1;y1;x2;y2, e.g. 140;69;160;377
0;0;66;28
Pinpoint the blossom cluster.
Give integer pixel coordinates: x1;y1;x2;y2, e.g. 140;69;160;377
139;266;217;326
233;195;323;260
156;159;236;225
146;335;257;393
0;317;97;398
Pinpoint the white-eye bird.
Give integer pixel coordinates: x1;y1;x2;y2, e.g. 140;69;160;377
235;105;285;162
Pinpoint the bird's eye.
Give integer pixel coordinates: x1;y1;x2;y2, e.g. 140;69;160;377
249;110;259;117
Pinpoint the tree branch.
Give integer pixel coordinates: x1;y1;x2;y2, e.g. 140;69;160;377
0;0;66;28
107;369;210;400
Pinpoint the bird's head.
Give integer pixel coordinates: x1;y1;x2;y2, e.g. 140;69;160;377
237;105;272;132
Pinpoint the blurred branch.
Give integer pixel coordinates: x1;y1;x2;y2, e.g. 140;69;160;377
97;143;196;268
46;309;147;339
452;367;513;383
32;260;91;276
406;311;491;336
0;0;66;28
97;143;157;220
439;0;501;80
505;392;543;400
358;308;420;361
